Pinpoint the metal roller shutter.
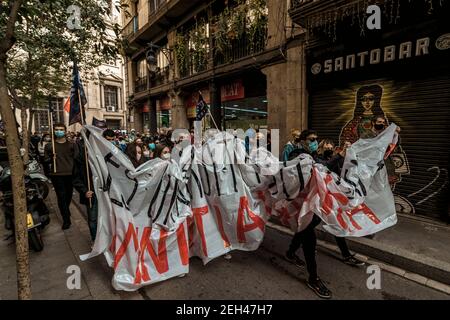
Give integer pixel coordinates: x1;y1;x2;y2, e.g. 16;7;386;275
309;74;450;222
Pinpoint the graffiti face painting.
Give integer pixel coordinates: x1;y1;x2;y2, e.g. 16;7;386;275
339;85;385;144
339;84;412;211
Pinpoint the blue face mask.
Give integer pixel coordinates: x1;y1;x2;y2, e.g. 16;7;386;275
309;140;319;152
149;143;156;151
54;130;65;138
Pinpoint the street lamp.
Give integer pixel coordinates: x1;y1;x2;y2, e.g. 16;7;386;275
145;43;173;78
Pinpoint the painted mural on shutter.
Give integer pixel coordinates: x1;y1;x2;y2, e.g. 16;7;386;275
309;75;449;221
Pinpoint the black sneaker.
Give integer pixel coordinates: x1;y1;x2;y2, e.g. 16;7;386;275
307;278;332;299
343;255;365;267
285;251;305;268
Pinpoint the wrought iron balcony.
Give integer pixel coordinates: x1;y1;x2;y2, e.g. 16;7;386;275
134;76;148;93
289;0;367;27
214;27;268;67
291;0;316;6
121;16;139;39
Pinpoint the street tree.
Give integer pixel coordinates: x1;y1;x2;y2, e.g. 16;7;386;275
0;0;125;299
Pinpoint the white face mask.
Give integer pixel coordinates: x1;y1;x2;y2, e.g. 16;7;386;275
143;151;150;157
161;153;170;160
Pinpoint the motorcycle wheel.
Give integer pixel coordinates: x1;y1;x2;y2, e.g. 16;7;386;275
31;179;49;200
28;228;44;252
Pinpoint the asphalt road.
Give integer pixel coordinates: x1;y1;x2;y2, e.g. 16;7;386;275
1;190;448;300
140;223;449;300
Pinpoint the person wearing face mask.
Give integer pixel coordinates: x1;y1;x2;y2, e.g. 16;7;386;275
371;115;401;136
142;143;151;162
103;129;116;145
118;136;127;153
282;129;302;162
126;137;145;168
44;123;76;230
285;129;341;299
148;141;156;159
317;139;366;267
154;144;171;161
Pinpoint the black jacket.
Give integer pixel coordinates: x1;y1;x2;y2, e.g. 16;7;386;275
317;152;345;175
72;139;94;205
288;145;343;175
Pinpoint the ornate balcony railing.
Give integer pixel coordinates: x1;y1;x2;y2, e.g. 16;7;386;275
178;48;209;78
122;16;139;39
134;76;148;93
213;27;267;67
291;0;315;7
151;66;171;87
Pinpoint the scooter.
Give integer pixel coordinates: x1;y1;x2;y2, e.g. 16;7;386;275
0;163;50;252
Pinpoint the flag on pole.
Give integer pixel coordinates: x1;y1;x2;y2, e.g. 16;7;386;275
63;96;70;113
92;117;107;129
68;61;87;126
195;92;209;121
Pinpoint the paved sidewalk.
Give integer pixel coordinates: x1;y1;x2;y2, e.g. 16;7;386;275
0;191;142;300
313;214;450;285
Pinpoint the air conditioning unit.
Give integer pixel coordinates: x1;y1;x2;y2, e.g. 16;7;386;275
106;106;116;112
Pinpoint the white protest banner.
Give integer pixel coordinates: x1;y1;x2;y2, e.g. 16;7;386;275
79;124;398;291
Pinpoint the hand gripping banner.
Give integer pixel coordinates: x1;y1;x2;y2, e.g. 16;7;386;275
80;124;399;291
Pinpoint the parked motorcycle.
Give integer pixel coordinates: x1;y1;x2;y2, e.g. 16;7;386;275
0;162;50;252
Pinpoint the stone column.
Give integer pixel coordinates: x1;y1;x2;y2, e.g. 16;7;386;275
169;90;189;129
209;80;222;130
149;97;157;134
262;0;308;155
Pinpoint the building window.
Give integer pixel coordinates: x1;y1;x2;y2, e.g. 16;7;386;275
104;85;118;112
157;110;171;128
157;45;169;70
135;59;148;93
49;98;64;124
137;58;147;78
149;0;165;15
34;109;50;133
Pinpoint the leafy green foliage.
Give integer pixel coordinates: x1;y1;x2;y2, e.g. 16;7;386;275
2;0;126;109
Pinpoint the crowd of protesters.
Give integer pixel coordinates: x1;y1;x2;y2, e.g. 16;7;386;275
1;113;399;299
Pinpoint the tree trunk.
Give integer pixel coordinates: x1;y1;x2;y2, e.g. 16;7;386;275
0;58;31;300
20;107;29;163
28;109;34;141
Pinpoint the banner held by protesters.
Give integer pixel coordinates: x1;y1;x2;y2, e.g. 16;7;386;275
79;123;399;291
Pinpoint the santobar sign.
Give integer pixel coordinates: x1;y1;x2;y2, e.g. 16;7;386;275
311;37;431;75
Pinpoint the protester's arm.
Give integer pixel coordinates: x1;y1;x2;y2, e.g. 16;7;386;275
72;156;88;196
72;142;89;195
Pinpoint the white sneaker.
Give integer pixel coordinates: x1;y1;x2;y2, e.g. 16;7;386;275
178;273;186;278
223;253;232;260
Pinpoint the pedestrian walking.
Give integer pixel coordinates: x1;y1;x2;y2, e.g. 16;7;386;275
44;123;76;230
317;139;365;267
285;129;333;299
